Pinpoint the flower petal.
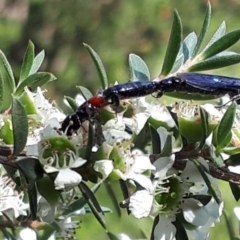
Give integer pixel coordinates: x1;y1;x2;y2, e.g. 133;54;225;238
94;160;114;179
54;169;82;190
153;214;176;240
129;189;153;218
70;157;87;168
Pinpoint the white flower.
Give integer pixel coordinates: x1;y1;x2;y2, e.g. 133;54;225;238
32;87;65;122
40;153;86;190
94;149;155;192
36;126;87;190
186;199;223;240
234;206;240;221
153;214;176;240
54;216;81;240
19;228;37;240
127;155;174;219
103;96;151;135
124;154;155;191
26;87;66;147
0;171;29;218
150;102;175;128
127;97;151;134
128;189;154;218
179;159;223;238
102;120;132;146
94;160;114;179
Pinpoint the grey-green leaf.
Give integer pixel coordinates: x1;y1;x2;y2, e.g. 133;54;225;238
160;10;182;76
217;102;236;148
12;97;28;156
192;2;211;57
19;40;35;82
160;133;173;157
76;85;93;100
189;51;240;71
14;72;56;96
200;29;240;60
129;54;150;81
83;43;108;89
171;53;184;73
64;96;78;111
183;32;197;63
203;21;226;51
0;50;15;91
29;50;45;75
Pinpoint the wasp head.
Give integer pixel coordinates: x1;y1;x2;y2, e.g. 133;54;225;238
60;113;81;136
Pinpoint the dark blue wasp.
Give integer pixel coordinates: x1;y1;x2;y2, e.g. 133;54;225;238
61;73;240;135
158;73;240;100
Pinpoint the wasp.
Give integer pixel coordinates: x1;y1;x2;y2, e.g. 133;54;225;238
61;73;240;135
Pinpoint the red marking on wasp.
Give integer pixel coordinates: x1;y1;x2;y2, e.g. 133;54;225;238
87;94;108;109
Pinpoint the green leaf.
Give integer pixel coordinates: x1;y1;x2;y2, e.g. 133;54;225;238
29;50;45;75
12;97;28;156
107;232;120;240
83;43;108;89
64;96;78;111
76;85;93;100
79;182;106;229
129;54;150;81
173;217;189;240
36;223;56;240
149;124;161;154
203;21;226;51
223;146;240;155
192;159;221;204
62;181;102;216
104;182;121;217
222;210;238;240
164;91;219;101
160;10;182;76
200;29;240;60
229;182;240;201
192;2;211;57
189;51;240;71
216;102;236;148
0;50;15;91
14;72;56;96
119;179;130;210
217;125;232;150
84;123;95;160
186;194;212;206
62;197;87;216
16;157;44;184
211;149;225;166
0;71;4;109
182;32;197;63
2;229;17;240
199;107;208;150
37;175;61;206
28;183;38;219
19;40;35;82
225;153;240;166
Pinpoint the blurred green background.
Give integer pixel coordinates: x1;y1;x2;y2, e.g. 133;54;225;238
1;0;240;239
